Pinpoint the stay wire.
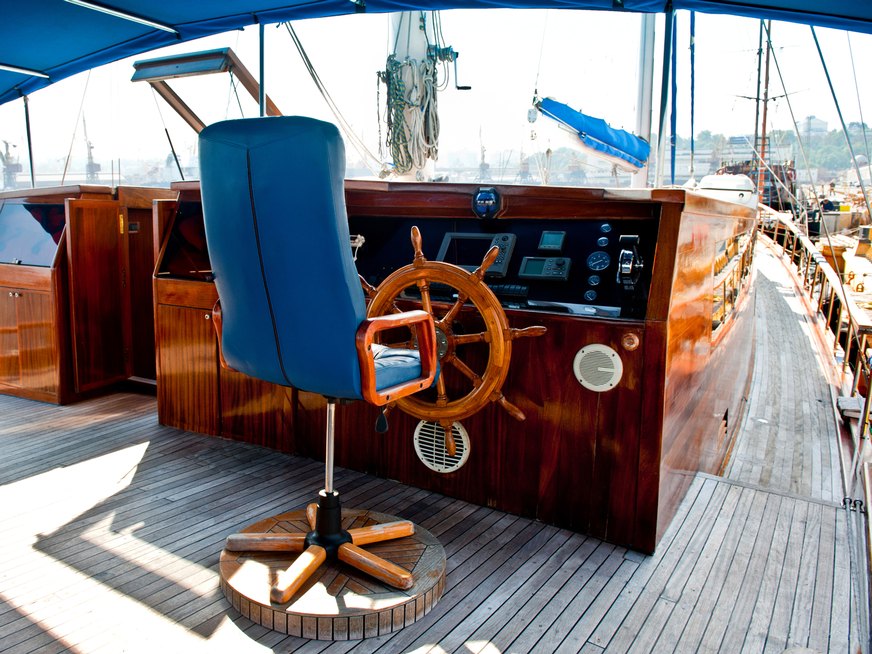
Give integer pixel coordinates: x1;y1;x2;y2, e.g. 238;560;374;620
847;33;871;166
149;85;184;180
61;69;91;186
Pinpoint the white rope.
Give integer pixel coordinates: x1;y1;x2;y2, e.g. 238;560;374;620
384;54;439;174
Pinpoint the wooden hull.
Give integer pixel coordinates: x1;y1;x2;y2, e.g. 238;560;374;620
149;180;756;552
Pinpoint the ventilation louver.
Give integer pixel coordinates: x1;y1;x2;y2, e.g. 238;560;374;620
413;421;470;473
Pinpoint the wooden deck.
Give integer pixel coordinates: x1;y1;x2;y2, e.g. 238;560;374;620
0;244;868;653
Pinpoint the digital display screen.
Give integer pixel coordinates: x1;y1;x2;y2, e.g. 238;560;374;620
0;202;65;267
522;258;547;275
443;234;496;269
436;232;515;277
538;231;565;250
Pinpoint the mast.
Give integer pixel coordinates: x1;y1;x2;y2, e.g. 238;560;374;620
756;20;772;199
387;11;436;181
632;14;656;188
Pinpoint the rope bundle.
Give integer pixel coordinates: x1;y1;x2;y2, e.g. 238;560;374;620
384;53;440;175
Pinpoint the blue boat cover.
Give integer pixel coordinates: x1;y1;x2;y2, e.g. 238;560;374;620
1;0;872;106
537;97;650;171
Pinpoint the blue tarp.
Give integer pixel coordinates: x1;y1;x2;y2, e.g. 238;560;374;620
1;0;871;106
537;97;650;171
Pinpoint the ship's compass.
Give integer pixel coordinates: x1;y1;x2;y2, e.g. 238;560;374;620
362;226;546;455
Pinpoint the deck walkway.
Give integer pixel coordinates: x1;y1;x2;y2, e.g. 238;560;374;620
0;244;868;653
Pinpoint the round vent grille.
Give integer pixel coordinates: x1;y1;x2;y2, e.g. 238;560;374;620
573;344;623;392
413;421;470;473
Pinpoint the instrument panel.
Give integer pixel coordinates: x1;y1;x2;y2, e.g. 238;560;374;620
349;213;659;320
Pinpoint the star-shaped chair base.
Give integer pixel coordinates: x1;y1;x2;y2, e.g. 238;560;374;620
225;491;416;604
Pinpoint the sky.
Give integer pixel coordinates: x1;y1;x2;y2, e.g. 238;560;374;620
1;8;871;179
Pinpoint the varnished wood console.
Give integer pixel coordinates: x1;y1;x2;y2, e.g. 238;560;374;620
153;180;757;552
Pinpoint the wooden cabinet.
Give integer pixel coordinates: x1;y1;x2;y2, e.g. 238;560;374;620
0;184;176;403
156;301;220;435
0;287;56;394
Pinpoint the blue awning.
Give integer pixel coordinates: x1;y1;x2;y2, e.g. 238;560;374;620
536;97;650;171
1;0;871;106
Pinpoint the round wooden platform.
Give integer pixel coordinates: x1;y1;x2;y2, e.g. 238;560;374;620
219;508;446;640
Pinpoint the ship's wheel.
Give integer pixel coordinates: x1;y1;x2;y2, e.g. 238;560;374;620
362;227;545;455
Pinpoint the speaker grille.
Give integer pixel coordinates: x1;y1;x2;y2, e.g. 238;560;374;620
413;421;470;473
573;344;623;392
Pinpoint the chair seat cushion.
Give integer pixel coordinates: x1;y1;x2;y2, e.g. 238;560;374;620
372;344;428;392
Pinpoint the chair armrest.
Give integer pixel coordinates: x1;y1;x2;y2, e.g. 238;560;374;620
356;310;437;406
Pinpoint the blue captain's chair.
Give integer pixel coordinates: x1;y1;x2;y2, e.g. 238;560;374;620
199;116;437;604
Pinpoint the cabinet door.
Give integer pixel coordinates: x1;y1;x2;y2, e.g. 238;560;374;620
0;289;19;386
156;304;220;435
16;290;57;393
66;199;128;393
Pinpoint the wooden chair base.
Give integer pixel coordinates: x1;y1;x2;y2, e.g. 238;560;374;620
219;508;446;640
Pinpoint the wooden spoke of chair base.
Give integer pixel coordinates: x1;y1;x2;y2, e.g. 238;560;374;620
225;532;307;552
348;520;414;546
306;503;318;531
338;542;414;590
271;544;327;604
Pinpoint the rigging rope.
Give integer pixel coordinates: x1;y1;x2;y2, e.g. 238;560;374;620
284;22;387;177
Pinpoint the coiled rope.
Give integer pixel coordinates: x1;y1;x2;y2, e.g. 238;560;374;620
383;53;440;175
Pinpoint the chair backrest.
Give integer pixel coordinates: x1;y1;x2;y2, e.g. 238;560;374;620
199;116;367;399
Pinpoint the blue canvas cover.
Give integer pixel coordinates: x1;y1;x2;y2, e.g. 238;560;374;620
1;0;872;106
537;97;650;171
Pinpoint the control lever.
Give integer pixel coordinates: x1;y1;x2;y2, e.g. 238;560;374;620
617;235;643;292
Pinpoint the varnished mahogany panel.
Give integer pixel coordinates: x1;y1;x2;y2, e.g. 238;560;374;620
154;278;218;309
0;290;18;386
0;185;112;202
0;264;52;291
65;199;128;392
125;206;158;379
220;368;295;452
155;303;219;435
16;290;57;394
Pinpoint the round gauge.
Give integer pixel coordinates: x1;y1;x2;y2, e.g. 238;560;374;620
584;290;598;302
586;251;611;271
597;236;609;247
588;274;601;286
600;223;612;233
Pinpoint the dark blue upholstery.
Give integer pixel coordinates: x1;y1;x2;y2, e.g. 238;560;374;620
199;116;424;400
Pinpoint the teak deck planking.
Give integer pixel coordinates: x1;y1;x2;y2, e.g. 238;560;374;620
0;243;867;653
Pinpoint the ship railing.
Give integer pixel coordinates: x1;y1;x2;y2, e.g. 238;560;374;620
760;213;871;563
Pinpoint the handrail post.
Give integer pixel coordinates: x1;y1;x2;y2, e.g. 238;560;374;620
852;334;867;396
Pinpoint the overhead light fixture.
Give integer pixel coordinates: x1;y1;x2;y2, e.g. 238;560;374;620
63;0;179;34
0;63;50;79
